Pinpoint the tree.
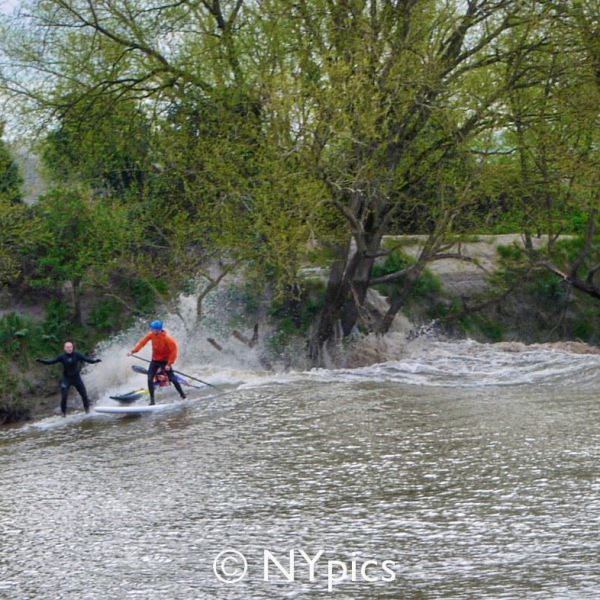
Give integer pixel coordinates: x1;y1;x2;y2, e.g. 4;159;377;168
0;200;30;285
40;98;152;194
0;123;28;284
0;122;22;205
260;0;548;359
1;0;323;326
29;189;132;324
479;1;600;300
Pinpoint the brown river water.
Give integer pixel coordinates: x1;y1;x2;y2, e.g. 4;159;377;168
1;340;600;599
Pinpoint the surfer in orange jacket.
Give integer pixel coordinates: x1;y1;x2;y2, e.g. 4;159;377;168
127;320;186;404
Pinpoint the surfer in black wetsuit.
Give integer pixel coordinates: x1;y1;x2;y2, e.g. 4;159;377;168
36;341;102;417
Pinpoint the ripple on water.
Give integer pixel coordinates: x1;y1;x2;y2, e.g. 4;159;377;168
1;373;600;599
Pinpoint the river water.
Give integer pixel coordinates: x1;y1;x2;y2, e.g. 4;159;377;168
1;340;600;599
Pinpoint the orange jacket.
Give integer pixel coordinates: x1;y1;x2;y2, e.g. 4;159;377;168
131;330;178;365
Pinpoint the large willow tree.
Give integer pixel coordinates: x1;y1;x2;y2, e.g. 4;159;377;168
268;0;553;357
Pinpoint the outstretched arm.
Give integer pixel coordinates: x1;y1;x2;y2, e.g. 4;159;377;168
76;352;101;364
129;333;151;356
36;356;61;365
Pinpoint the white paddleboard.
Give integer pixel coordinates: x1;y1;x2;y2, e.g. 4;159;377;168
94;404;179;415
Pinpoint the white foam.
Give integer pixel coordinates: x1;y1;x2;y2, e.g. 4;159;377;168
75;283;600;399
309;339;600;388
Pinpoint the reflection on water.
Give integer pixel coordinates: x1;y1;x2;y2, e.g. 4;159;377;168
2;344;600;599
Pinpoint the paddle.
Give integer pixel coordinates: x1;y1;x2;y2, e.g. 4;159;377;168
130;355;219;389
131;365;204;390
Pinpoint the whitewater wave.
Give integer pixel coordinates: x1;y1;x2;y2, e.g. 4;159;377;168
73;277;600;399
13;336;600;437
315;339;600;388
86;325;600;399
226;339;600;390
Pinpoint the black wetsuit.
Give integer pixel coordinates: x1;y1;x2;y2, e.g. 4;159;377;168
37;352;101;415
147;361;185;404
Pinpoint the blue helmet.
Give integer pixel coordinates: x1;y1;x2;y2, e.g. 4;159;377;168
149;320;163;331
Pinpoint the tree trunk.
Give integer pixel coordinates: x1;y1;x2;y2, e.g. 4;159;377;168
308;239;354;364
340;253;376;336
378;265;424;335
309;213;389;363
71;277;82;325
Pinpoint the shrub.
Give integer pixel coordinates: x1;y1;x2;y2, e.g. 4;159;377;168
371;250;441;303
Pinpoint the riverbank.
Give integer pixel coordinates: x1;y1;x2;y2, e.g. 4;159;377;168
0;372;58;425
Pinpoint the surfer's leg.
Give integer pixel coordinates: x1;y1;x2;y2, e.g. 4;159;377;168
60;378;69;417
168;370;186;399
147;361;162;405
72;376;90;413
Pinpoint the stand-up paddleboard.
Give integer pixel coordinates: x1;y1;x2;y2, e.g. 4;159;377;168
97;363;207;415
94;403;181;415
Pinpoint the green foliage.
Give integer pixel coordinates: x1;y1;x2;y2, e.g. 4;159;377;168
476;318;504;342
0;123;22;205
42;299;70;343
0;200;33;284
0;308;77;367
23;189;133;322
0;312;39;359
30;189;127;284
573;317;592;341
0;0;598;367
496;243;524;262
456;313;504;342
525;271;569;304
546;237;595;275
124;278;157;315
87;299;124;333
229;280;265;317
433;296;504;342
267;279;326;354
0;306;108;423
483;233;600;343
40;96;151;194
0;128;30;285
0;354;30;424
269;289;324;335
372;250;441;302
129;278;154;310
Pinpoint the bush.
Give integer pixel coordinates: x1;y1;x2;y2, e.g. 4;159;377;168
87;299;124;333
267;279;326;354
496;243;524;262
0;381;31;424
128;278;158;314
371;250;441;304
573;318;592;341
